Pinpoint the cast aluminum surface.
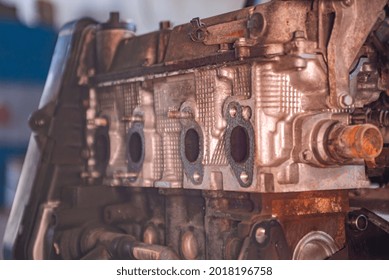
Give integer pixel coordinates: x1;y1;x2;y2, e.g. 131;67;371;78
88;0;387;193
4;0;389;260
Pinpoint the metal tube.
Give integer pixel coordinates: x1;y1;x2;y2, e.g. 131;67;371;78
329;124;383;161
82;227;179;260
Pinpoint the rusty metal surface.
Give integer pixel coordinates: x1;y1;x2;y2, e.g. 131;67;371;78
260;191;349;255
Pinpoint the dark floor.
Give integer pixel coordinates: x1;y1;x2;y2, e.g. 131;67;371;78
0;208;10;260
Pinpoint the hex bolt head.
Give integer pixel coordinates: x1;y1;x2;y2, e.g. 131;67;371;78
240;171;249;184
339;93;354;107
349;214;368;231
229;106;238;118
181;231;199;260
143;224;159;244
302;150;313;161
293;30;306;39
342;0;353;7
242;106;252;120
159;20;171;30
193;172;201;182
255;227;267;244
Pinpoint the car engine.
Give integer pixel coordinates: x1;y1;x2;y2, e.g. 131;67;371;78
3;0;389;259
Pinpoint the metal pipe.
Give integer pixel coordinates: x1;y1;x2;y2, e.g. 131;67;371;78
82;227;179;260
328;124;383;161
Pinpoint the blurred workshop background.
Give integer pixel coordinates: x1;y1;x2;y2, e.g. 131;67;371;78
0;0;272;259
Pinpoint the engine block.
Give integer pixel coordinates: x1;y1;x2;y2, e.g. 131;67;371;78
4;0;389;260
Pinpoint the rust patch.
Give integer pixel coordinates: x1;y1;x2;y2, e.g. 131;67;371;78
263;191;349;217
260;191;349;253
272;196;345;217
361;127;382;157
331;124;383;160
281;214;347;252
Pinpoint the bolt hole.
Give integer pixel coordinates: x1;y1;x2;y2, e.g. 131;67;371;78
184;128;200;163
230;126;249;163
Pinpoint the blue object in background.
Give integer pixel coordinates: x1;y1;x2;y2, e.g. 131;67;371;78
0;146;26;207
0;20;57;82
0;20;57;207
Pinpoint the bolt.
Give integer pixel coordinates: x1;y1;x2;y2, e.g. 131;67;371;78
110;178;121;186
302;150;313;161
181;231;199;260
229;106;238;118
362;63;375;72
339;93;354;107
349;214;368;231
236;37;248;45
113;172;138;179
94;117;108;127
255;227;267;244
242;106;252;120
293;30;306;39
193;172;201;182
240;171;249;184
35;118;45;127
219;43;230;53
53;243;60;255
159;20;171;30
168;111;193;119
109;12;120;23
143;225;159;244
234;38;251;59
189;18;207;42
247;13;266;38
342;0;353;7
130;115;143;122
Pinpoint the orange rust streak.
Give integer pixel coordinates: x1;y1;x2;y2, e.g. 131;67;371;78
224;30;245;38
263;191;349;217
261;191;349;250
339;125;383;159
362;128;382;156
272;197;345;217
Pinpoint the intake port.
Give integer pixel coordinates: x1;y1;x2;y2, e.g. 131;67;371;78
180;124;203;185
184;128;200;163
129;131;142;163
127;123;145;173
225;103;254;188
230;125;249;163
